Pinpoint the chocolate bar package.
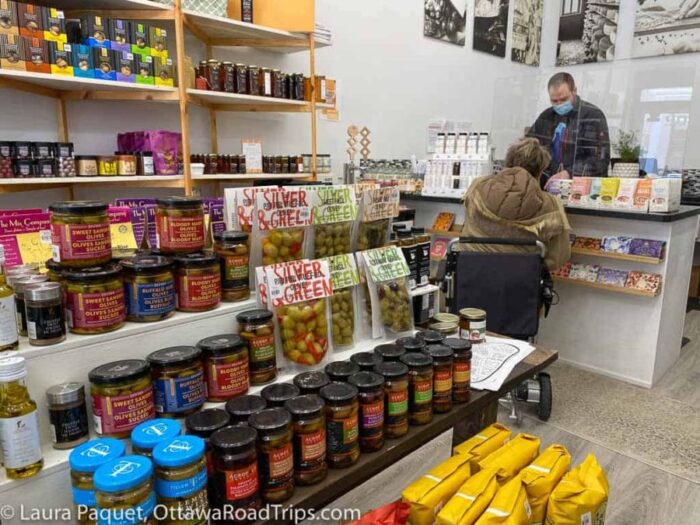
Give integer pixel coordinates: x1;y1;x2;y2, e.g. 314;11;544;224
81;14;110;48
18;3;42;38
0;0;19;36
154;56;174;87
115;50;135;83
568;177;591;207
572;236;601;251
597;268;628;288
633;179;652;212
551;262;572;278
569;263;600;283
149;26;167;58
109;18;130;53
92;46;116;81
42;7;65;42
130;21;149;58
49;41;73;76
614;178;637;209
71;43;94;78
601;236;632;254
23;35;50;74
583;177;603;207
626;271;662;294
135;54;154;85
629;238;666;259
0;33;24;70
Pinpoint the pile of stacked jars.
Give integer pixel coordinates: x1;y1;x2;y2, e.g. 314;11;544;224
195;60;306;100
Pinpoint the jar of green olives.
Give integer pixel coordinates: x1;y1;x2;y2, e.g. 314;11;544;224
45;258;63;283
261;382;300;408
214;231;250;302
293;371;330;395
147;346;206;417
69;438;126;524
121;255;176;322
185;409;231;479
131;419;182;457
155;197;205;254
225;395;267;426
64;263;126;335
373;362;409;439
445;338;472;404
197;334;250;402
236;309;277;385
400;352;434;426
320;382;359;468
174;253;221;312
248;408;295;503
50;201;112;268
348;372;385;452
424;344;454;414
94;455;156;525
374;343;405;362
285;395;327;486
350;352;382;372
89;360;155;439
324;360;360;383
152;436;209;524
331;289;355;348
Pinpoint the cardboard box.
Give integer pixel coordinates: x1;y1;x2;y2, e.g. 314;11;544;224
0;0;19;36
568;177;591;206
42;7;65;42
81;14;110;48
149;26;167;58
23;35;50;74
115;50;134;83
227;0;314;32
599;177;620;207
633;178;652;212
130;21;149;58
0;32;24;70
135;54;154;85
71;43;94;78
109;18;130;53
649;177;682;213
154;55;174;87
92;46;116;81
614;178;637;209
49;40;73;76
17;3;42;38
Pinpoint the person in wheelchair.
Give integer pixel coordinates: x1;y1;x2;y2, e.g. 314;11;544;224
461;137;571;271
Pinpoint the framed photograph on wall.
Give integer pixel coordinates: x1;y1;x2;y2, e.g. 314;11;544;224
424;0;467;46
511;0;543;66
634;1;700;57
473;0;510;57
556;0;619;65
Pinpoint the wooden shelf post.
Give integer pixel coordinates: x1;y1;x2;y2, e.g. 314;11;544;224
174;0;193;195
309;33;317;180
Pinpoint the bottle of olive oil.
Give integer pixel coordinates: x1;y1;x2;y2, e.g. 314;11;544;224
0;246;19;352
0;355;44;479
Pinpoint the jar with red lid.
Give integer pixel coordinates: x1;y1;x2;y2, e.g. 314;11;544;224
197;334;250;402
248;408;294;503
373;362;409;439
348;372;385;452
285;395;327;486
445;338;472;404
49;201;112;268
155;197;205;254
174;253;221;312
424;344;454;414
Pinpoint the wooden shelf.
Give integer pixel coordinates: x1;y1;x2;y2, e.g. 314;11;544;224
553;276;660;297
427;228;462;238
48;0;169;11
187;88;315;111
193;173;313;182
571;247;663;265
0;176;184;193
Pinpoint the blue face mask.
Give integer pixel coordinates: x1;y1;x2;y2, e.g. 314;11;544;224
553;101;574;116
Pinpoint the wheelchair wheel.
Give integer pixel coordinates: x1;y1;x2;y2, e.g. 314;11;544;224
537;372;552;421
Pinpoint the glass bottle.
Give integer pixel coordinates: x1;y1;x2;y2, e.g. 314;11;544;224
0;355;43;479
0;249;19;352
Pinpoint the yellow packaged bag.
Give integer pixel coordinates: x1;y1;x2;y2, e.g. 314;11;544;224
545;454;609;525
521;444;571;525
402;453;473;525
453;423;512;473
474;474;532;525
436;468;500;525
478;433;541;484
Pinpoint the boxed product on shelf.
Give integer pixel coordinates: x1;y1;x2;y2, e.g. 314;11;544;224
633;178;652;212
109;18;130;53
135;54;154;85
23;35;49;74
583;176;602;207
42;7;65;43
568;177;591;206
130;21;150;58
0;211;51;266
0;33;25;70
614;178;637;209
600;236;632;254
596;268;628;287
599;177;619;207
628;238;665;259
626;271;662;294
154;56;174;87
17;2;42;38
71;43;94;78
569;263;600;282
49;41;72;76
649;177;682;213
572;236;601;251
0;0;19;36
149;26;168;58
114;50;135;82
80;14;110;48
92;46;115;81
117;130;181;175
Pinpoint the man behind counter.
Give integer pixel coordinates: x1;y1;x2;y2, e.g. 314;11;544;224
527;72;610;189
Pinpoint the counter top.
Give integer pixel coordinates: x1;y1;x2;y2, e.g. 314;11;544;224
564;205;700;223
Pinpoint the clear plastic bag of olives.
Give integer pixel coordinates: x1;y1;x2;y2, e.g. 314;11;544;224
275;297;332;371
260;229;306;265
355;218;391;251
330;288;356;348
365;276;414;338
313;221;355;258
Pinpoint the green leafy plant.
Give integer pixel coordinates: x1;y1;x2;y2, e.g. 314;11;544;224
614;131;641;163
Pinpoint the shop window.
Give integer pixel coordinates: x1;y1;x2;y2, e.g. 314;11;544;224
561;0;581;16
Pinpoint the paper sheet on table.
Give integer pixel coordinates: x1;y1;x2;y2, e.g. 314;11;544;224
470;336;536;391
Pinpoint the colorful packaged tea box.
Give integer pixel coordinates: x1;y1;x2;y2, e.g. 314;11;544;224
115;50;135;82
149;26;167;58
130;21;149;58
614;178;637;209
633;178;652;212
42;7;65;42
599;177;620;207
0;0;19;36
568;177;592;206
49;40;73;75
154;56;174;87
17;3;42;38
81;14;110;48
23;35;50;74
71;43;94;78
135;54;154;85
0;33;24;70
649;177;682;213
92;46;116;81
109;18;130;52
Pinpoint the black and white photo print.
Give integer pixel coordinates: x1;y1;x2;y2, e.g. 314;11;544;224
424;0;467;46
473;0;510;57
556;0;619;65
511;0;543;65
634;0;700;57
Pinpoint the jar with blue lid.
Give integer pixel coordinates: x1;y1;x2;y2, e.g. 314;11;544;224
131;418;182;457
69;438;126;525
94;455;156;525
152;436;209;525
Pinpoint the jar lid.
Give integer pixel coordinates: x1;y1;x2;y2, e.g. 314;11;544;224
0;356;26;382
49;200;108;215
459;308;486;319
424;344;454;359
147;346;202;366
120;255;173;273
7;263;40;274
324;361;360;381
284;394;324;416
24;282;61;302
374;343;406;361
152;435;205;468
444;338;472;353
419;330;445;345
248;407;291;431
211;426;257;454
349;352;382;370
320;382;358;402
88;359;149;385
156;196;203;208
348;371;384;390
213;230;249;243
400;352;433;368
93;455;153;493
69;438;126;473
185;409;231;438
236;309;273;324
45;258;62;272
13;274;48;294
74;156;98;161
261;383;300;404
429;321;459;334
433;312;459;324
225;395;266;418
293;371;329;392
131;418;182;451
63;263;123;283
373;361;409;378
395;337;425;352
46;382;85;405
173;252;217;268
196;334;246;356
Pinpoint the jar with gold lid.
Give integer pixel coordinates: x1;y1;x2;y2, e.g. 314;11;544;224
50;201;112;267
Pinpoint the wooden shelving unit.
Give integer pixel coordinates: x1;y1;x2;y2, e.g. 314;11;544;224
571;247;663;265
193;173;313;181
0;0;333;196
553;276;660;298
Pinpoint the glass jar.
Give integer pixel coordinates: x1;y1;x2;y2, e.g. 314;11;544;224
293;371;329;395
147;346;206;417
396;336;426;354
97;156;118;176
205;59;221;91
45;258;63;283
69;438;126;524
248;408;294;503
400;352;434;426
185;409;230;480
220;61;235;92
13;274;48;337
213;230;250;302
174;253;221;313
348;372;385;452
259;67;272;97
324;360;360;383
234;63;248;94
350;352;382;372
261;382;300;408
275;155;286;174
459;308;487;344
50;201;112;267
152;435;209;525
75;156;98;177
63;263;126;335
272;69;283;98
424;344;454;414
374;343;406;363
429;321;460;337
284;395;327;485
320;382;359;469
116;154;137;176
225;395;266;426
247;65;260;95
155;197;205;254
197;334;250;403
236;309;277;385
419;329;445;347
445;338;472;404
94;455;156;525
131;419;182;457
89;359;155;439
373;362;409;439
211;426;261;518
121;255;176;322
46;382;89;449
25;284;65;345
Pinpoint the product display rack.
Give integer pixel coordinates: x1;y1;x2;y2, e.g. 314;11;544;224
552;275;661;298
0;0;333;195
570;247;663;265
